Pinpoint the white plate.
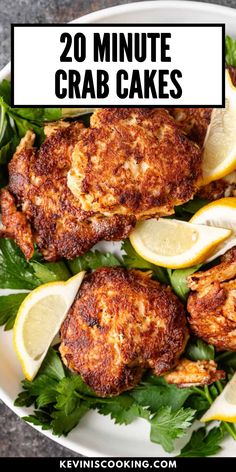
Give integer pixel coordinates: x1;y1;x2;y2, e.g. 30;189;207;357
1;0;236;458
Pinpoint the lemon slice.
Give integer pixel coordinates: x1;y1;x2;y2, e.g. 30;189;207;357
129;218;231;269
202;70;236;185
13;271;85;380
201;372;236;423
191;197;236;261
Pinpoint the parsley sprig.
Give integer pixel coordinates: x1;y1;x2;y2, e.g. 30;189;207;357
16;347;236;455
179;427;225;457
15;348;196;451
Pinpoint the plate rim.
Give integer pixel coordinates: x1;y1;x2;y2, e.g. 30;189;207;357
1;0;236;457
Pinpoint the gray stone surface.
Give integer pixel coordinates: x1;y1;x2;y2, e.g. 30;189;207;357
0;0;236;459
0;402;78;456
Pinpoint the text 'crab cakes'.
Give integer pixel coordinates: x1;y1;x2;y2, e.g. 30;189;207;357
59;267;189;397
68;108;202;218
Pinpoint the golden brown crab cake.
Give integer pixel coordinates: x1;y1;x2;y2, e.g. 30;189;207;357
187;248;236;351
60;267;189;397
44;120;71;137
169;108;213;147
67;108;202;219
1;123;135;261
0;188;34;260
197;172;236;201
165;358;225;388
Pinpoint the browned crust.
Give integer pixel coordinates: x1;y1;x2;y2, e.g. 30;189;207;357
60;267;189;396
0;188;34;259
165;358;225;388
4;122;135;261
168;108;212;146
68;108;202;218
187;248;236;351
197;179;236;201
188;248;236;291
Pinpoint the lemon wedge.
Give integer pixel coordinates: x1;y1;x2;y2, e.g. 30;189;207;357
201;372;236;423
191;197;236;261
129;218;231;269
13;271;85;380
201;70;236;185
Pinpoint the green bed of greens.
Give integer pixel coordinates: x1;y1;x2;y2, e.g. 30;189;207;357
0;35;236;457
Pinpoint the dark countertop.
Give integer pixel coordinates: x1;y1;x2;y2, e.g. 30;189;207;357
0;0;235;458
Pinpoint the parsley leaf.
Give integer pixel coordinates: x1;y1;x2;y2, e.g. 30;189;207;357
68;249;121;274
0;239;130;330
131;381;193;412
167;265;201;301
226;35;236;67
0;292;28;330
186;338;215;361
0;170;8;189
97;400;149;425
12;350;160;437
121;240;169;284
55;376;90;415
14;349;233;454
216;351;236;371
0;136;19;165
185;394;210;417
14;390;35;408
0;240;74;329
0;238;72;290
15;349;65;409
0;80;61;184
13;108;62;123
0;234;122;292
51;401;89;436
30;261;71;283
0;239;40;289
39;348;65;381
22;375;58;408
150;406;195;452
0;96;44;147
0;79;11;104
174;199;208;221
23;410;52;431
179;426;225;457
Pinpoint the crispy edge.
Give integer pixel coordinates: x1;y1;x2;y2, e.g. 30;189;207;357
187;254;236;292
165;358;225;387
0;188;34;259
69;108;202;217
60;268;189;396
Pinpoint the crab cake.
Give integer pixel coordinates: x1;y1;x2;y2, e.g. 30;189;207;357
1;124;135;261
68;108;202;219
169;108;212;146
165;358;225;388
197;172;236;201
60;267;188;397
187;248;236;351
